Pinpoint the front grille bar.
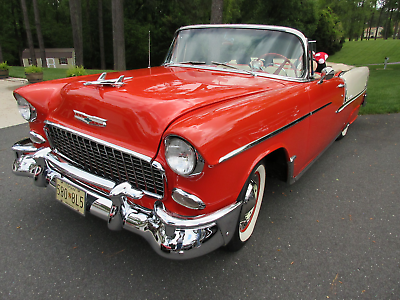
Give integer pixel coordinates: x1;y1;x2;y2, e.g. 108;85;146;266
45;122;165;198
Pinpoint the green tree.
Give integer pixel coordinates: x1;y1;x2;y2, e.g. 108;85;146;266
312;7;344;54
239;0;319;37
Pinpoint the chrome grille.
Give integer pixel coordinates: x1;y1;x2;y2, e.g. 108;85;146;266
46;124;164;198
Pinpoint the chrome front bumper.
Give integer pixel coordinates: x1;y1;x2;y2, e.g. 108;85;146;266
12;138;240;259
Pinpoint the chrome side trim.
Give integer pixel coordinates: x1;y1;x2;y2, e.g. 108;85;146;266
218;103;332;163
336;88;367;113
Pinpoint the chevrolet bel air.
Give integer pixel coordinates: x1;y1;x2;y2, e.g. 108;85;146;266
12;24;369;259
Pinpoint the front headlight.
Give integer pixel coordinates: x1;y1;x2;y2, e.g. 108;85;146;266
15;93;37;122
165;136;203;176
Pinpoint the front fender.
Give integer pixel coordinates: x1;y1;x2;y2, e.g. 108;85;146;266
159;83;311;214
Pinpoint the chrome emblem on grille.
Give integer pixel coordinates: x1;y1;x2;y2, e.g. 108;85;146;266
73;110;107;127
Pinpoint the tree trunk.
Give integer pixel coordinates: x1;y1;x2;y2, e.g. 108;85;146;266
384;8;393;39
85;0;94;68
211;0;223;24
393;9;400;39
21;0;37;66
367;11;374;40
111;0;126;70
375;6;384;40
98;0;106;69
11;1;24;65
32;0;47;67
69;0;84;66
360;0;366;41
0;43;3;63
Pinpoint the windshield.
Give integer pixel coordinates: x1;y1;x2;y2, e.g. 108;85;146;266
166;27;306;79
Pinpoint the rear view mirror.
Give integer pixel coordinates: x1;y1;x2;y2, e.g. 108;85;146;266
318;67;335;84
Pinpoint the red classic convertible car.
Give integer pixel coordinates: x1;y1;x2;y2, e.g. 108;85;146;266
12;24;369;259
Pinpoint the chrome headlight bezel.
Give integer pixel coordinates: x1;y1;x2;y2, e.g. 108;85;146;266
164;136;204;177
15;93;37;122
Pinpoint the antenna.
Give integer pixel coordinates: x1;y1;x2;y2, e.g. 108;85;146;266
148;30;151;68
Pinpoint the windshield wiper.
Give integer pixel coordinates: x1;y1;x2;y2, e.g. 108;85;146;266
211;61;255;76
179;61;207;65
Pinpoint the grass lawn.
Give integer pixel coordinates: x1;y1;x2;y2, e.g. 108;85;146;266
359;64;400;114
329;38;400;66
9;66;111;81
329;38;400;114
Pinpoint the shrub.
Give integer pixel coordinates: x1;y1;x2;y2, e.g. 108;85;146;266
66;65;87;77
0;61;10;70
25;65;43;73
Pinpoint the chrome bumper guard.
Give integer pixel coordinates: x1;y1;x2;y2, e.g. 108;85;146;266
12;138;240;259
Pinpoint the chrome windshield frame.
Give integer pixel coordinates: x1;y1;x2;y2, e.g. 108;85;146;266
163;24;311;82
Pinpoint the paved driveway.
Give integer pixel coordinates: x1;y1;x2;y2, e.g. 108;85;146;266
0;78;399;299
0;78;28;129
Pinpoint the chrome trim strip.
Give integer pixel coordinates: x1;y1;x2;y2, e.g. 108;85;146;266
218;102;332;163
336;88;367;113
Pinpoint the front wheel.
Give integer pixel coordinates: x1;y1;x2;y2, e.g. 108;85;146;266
336;123;349;141
226;163;266;251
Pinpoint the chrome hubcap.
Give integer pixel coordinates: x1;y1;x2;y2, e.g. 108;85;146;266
239;173;259;232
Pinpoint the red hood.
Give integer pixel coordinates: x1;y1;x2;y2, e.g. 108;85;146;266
46;66;286;158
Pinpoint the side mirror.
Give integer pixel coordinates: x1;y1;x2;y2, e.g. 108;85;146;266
318;67;335;84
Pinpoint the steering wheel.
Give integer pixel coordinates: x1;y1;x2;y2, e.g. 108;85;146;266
259;53;297;77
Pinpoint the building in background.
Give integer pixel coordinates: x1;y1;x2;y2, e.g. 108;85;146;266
22;48;75;68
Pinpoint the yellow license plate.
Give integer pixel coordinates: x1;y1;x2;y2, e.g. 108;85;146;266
56;178;86;215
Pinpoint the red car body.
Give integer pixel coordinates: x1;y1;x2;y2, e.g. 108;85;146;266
12;25;368;259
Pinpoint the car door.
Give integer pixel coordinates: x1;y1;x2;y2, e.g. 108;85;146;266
305;75;347;165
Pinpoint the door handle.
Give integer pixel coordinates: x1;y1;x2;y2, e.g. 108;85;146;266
337;83;345;88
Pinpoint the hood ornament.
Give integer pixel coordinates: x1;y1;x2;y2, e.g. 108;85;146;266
84;72;125;87
74;110;107;127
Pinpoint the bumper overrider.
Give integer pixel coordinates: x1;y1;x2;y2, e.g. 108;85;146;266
12;138;240;259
